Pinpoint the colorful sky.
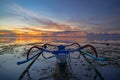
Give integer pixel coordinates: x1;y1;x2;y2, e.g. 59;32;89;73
0;0;120;35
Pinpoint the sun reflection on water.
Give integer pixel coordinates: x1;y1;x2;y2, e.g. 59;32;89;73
0;37;88;44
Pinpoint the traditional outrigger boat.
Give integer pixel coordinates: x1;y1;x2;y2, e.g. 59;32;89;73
17;43;106;65
17;43;106;80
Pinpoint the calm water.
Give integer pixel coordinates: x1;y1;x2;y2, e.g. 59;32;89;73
0;37;120;80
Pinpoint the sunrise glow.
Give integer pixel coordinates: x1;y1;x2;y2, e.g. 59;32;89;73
0;0;120;37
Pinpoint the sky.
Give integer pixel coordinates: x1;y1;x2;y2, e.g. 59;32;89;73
0;0;120;35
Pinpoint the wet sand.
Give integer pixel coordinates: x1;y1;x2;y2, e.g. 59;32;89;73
0;42;120;80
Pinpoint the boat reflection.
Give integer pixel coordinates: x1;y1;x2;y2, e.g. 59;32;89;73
18;56;104;80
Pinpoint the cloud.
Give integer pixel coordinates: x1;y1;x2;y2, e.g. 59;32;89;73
68;11;120;33
0;30;16;37
14;27;44;33
7;3;120;33
9;4;80;31
89;13;120;33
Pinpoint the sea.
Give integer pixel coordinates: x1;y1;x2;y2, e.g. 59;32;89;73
0;37;120;80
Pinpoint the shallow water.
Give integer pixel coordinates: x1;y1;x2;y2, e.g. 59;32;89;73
0;37;120;80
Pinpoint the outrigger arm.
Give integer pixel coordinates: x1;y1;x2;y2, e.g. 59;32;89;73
17;43;106;65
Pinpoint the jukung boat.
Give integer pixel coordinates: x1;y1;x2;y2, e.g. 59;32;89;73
17;43;106;80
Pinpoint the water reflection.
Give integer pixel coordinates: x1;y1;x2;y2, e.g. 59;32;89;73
0;37;120;80
0;37;120;45
0;37;15;43
0;37;87;44
14;37;44;44
18;57;104;80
